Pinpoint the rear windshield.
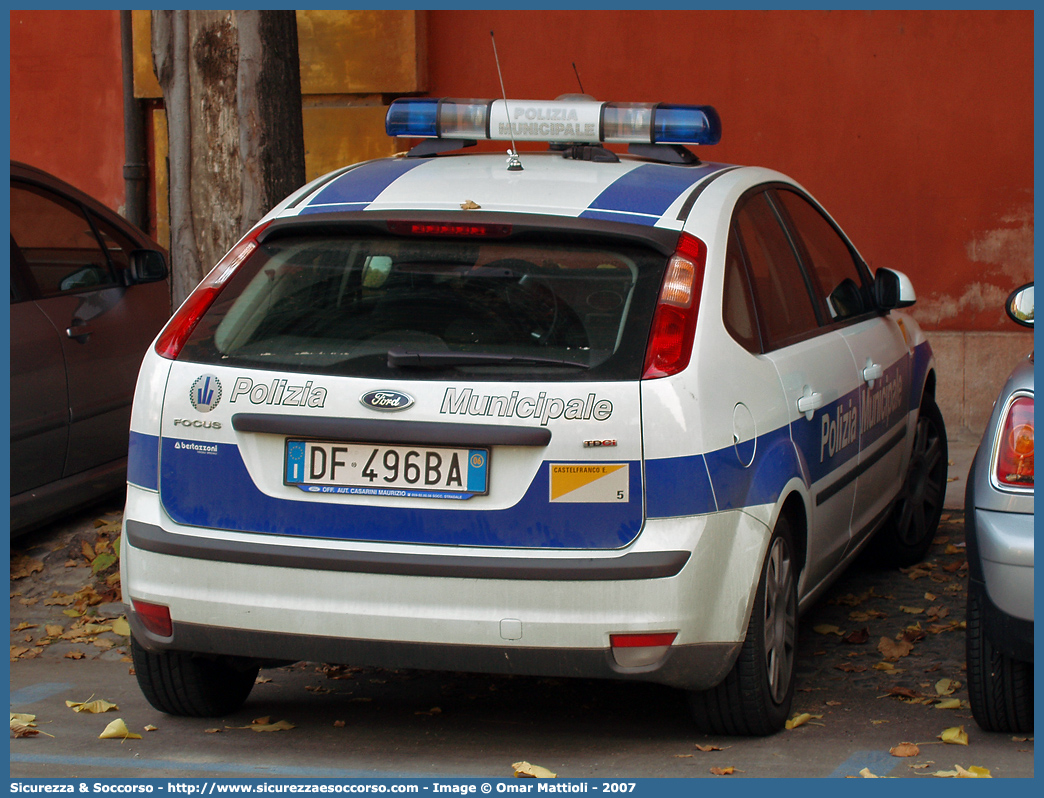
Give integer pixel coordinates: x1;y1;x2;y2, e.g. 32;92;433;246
179;233;668;381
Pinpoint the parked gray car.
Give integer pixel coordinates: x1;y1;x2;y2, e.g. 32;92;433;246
965;282;1034;733
10;161;170;534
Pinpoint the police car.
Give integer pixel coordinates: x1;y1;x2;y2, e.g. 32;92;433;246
123;96;947;735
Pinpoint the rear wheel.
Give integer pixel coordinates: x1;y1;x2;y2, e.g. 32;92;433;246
131;637;258;717
689;518;797;735
966;585;1033;733
874;396;947;566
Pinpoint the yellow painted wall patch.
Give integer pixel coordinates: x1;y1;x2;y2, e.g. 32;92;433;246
549;464;629;503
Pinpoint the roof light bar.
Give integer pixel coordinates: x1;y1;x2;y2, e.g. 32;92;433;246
386;98;721;146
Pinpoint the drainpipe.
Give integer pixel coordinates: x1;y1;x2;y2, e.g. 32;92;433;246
121;10;148;230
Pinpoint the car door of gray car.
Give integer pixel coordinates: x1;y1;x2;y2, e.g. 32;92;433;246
9;239;69;495
10;182;152;477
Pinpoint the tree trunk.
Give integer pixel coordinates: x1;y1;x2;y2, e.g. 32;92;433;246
152;10;305;308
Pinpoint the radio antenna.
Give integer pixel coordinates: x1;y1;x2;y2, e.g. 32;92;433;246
490;30;523;171
571;62;585;95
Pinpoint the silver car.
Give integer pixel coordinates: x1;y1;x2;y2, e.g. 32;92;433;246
965;282;1034;733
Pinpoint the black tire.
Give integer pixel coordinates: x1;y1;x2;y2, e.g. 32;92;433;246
873;396;948;567
966;585;1033;733
131;637;258;717
688;518;798;735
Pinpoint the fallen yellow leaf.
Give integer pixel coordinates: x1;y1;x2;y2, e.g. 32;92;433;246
242;719;295;732
813;624;844;636
934;699;962;710
933;764;991;778
144;725;158;732
939;726;969;746
956;765;991;778
11;723;39;738
859;768;879;778
66;698;119;714
694;744;724;752
890;742;920;757
111;617;131;637
10;555;44;580
878;637;914;659
99;719;142;740
513;761;557;778
709;767;735;776
786;712;813;729
935;678;957;695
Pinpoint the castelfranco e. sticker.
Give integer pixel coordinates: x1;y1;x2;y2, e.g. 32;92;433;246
440;387;612;426
229;376;328;408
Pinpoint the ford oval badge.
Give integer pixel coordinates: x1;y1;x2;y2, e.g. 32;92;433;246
361;389;415;412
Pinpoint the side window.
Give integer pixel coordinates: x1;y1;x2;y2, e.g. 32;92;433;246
774;189;872;322
732;191;820;348
90;211;137;272
10;183;117;296
722;227;761;353
10;236;31;304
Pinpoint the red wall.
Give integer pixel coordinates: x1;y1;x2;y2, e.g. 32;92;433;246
427;10;1033;332
9;10;1031;333
9;10;125;212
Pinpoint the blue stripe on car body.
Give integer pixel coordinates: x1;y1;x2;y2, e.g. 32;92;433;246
909;340;933;410
298;159;426;215
581;162;728;224
127;431;159;490
157;439;644;550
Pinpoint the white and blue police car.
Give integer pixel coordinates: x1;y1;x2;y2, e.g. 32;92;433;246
122;96;947;735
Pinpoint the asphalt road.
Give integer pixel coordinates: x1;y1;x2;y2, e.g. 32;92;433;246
9;444;1033;779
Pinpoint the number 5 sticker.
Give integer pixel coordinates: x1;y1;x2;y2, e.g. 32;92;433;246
549;463;629;503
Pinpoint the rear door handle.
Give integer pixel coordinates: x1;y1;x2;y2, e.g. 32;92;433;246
797;388;824;421
66;323;94;343
863;360;884;387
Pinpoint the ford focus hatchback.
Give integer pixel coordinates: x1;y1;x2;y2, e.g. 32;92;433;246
123;97;946;734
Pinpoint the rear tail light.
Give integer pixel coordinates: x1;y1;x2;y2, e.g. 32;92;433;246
610;632;678;668
642;233;706;379
154;221;272;360
132;599;173;638
994;394;1033;489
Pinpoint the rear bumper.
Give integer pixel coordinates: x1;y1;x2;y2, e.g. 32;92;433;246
129;612;741;690
969;507;1034;623
122;486;771;691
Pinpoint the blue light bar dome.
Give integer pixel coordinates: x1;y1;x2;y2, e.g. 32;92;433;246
385;97;721;146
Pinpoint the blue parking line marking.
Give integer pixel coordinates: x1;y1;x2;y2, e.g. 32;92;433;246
828;749;898;778
10;752;452;779
10;682;74;706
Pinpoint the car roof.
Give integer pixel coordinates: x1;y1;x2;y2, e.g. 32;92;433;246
281;152;749;232
11;159;164;251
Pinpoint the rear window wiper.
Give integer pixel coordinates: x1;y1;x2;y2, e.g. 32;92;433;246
387;347;590;369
